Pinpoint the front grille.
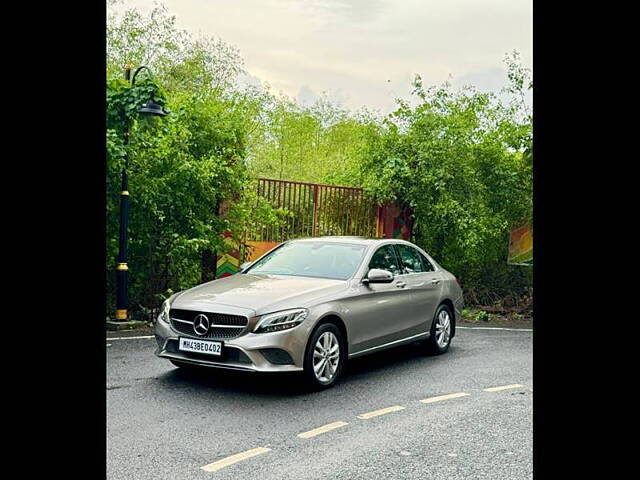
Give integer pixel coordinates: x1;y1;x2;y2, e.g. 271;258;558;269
169;309;248;340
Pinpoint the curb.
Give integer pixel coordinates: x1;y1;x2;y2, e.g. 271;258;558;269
106;320;151;331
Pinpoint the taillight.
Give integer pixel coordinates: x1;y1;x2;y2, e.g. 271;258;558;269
455;277;462;288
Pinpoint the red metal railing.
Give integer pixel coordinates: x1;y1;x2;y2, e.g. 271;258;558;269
250;178;379;242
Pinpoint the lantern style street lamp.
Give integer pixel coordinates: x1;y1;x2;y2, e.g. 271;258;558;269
114;65;167;321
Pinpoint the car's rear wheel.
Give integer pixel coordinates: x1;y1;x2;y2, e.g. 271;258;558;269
425;304;453;355
303;323;345;390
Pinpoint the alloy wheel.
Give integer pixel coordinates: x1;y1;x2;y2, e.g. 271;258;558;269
435;309;451;349
312;331;340;383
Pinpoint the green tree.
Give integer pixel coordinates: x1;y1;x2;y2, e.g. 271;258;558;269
247;92;379;186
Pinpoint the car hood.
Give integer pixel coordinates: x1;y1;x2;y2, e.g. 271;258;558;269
171;273;348;316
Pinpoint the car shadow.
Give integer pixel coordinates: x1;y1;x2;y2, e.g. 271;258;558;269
159;367;308;397
342;342;450;379
155;342;455;397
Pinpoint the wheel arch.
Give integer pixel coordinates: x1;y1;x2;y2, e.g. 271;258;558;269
313;313;349;355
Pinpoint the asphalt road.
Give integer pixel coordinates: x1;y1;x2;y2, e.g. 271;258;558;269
107;327;532;480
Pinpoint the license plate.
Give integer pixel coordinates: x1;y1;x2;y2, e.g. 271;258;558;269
178;337;222;356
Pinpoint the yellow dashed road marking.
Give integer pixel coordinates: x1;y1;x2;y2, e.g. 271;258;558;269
200;447;271;472
297;421;349;439
357;405;405;419
419;392;470;404
483;384;524;392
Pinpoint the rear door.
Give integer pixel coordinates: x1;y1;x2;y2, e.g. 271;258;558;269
394;244;444;333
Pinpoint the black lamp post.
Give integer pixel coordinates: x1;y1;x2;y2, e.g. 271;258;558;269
115;65;167;321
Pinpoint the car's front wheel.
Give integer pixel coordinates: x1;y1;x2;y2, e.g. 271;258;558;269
425;304;453;355
303;323;345;390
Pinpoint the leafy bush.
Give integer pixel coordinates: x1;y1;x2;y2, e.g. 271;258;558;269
462;308;490;322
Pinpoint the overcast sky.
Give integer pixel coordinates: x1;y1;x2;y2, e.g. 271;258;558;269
111;0;532;114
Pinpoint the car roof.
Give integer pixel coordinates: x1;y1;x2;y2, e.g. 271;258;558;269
288;236;401;246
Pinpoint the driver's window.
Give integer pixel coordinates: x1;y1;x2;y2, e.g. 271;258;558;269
368;245;402;276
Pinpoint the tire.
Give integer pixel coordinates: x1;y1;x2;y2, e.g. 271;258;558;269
425;304;454;355
303;323;346;390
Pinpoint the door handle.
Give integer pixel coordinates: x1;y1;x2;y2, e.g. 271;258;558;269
396;281;407;288
431;279;441;285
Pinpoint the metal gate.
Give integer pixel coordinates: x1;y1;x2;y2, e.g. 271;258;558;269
250;178;379;242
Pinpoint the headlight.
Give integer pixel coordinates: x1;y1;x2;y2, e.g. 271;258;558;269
253;308;308;334
157;299;171;325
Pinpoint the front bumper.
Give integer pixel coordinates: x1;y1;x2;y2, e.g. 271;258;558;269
154;318;305;373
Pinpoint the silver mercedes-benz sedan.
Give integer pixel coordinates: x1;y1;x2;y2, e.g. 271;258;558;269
154;237;463;389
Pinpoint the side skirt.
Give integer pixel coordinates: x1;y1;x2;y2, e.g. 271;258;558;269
348;332;430;359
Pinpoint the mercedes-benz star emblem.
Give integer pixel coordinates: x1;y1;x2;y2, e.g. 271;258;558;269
193;314;210;336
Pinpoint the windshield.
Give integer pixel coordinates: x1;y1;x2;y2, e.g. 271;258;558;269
246;241;367;280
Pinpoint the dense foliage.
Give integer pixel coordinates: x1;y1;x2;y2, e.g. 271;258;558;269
355;58;532;304
247;95;379;186
107;3;532;318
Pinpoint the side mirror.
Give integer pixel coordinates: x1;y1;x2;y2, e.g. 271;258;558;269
239;261;253;272
364;268;394;284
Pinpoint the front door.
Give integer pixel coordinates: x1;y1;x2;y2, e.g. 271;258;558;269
347;244;416;354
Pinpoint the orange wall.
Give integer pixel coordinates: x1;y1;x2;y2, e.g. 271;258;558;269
245;241;280;262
